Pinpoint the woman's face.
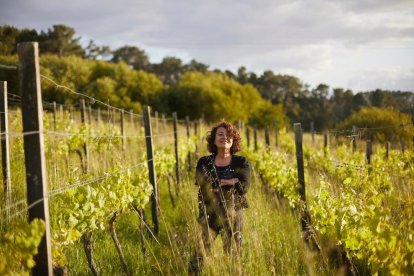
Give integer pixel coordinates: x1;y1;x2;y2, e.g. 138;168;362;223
214;127;233;150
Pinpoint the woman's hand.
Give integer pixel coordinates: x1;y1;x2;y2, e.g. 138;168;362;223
220;178;239;186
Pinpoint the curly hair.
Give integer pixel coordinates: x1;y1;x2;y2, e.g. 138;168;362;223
206;121;241;154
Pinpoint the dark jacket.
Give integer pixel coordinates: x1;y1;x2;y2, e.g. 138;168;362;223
195;154;251;231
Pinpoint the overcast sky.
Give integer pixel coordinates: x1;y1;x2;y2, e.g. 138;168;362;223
1;0;413;92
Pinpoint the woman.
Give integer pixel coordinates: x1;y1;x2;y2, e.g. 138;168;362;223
189;121;251;273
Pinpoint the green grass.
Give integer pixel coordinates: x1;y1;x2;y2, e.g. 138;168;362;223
1;113;337;275
65;170;334;275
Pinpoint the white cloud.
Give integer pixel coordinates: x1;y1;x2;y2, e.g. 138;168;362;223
347;67;414;92
1;0;413;91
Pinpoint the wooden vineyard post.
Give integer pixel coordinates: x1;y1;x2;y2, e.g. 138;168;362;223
155;111;159;134
194;119;199;158
366;140;372;174
254;126;258;151
129;109;134;130
69;105;74;122
265;126;270;149
274;119;279;147
352;125;357;153
18;41;53;276
97;107;101;124
310;121;315;144
185;115;191;171
88;105;92;125
324;131;329;157
366;140;372;165
172;112;180;192
52;101;57;131
0;81;12;220
294;123;308;231
386;141;390;159
120;109;126;153
80;99;89;174
58;104;63;122
143;106;159;236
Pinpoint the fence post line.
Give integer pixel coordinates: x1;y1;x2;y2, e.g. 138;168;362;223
143;106;159;236
0;81;12;220
88;105;92;125
155;111;159;134
198;118;203;142
386;141;390;159
129;109;134;130
111;106;115;127
366;140;372;165
253;126;258;151
310;121;315;144
120;109;126;152
185;116;191;171
172;112;181;192
324;131;329;157
18;41;53;276
264;126;270;149
194;120;199;158
352;125;357;152
52;101;57;131
96;107;101;123
294;123;306;202
59;104;63;121
59;104;64;122
293;123;309;233
80;99;89;174
366;140;372;174
274;119;279;147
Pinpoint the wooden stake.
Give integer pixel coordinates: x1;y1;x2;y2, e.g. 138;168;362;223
80;99;89;174
0;82;12;220
143;106;159;235
172;112;180;191
18;41;53;276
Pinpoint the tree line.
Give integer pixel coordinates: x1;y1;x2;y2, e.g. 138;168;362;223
1;24;413;137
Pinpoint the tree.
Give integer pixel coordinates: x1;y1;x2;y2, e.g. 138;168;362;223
370;89;397;108
167;71;265;123
0;25;20;55
184;59;209;72
15;28;39;45
224;70;237;80
248;101;288;130
111;46;149;70
331;88;353;125
237;66;249;84
84;40;111;60
352;92;372;112
88;60;163;111
40;54;92;104
337;107;413;143
152;57;183;85
312;83;329;99
39;24;84;56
